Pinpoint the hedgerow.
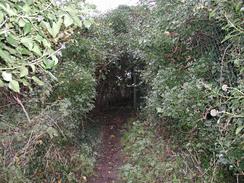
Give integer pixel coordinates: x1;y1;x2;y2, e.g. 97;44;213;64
0;1;99;182
121;0;243;182
0;0;243;182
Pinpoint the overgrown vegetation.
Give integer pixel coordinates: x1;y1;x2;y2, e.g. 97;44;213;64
121;0;244;182
0;0;99;182
0;0;243;182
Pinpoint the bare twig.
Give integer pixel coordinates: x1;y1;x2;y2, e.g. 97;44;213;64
220;44;231;86
13;96;31;123
0;18;8;28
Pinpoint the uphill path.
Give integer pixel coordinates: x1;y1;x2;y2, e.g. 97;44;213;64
87;110;131;183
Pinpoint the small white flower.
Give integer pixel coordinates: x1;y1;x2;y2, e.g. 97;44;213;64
222;84;228;92
241;7;244;12
37;16;43;22
210;109;219;117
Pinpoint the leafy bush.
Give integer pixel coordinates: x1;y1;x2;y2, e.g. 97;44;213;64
0;96;100;182
0;1;99;182
121;120;166;183
121;120;225;183
1;0;243;182
139;0;244;180
0;0;92;92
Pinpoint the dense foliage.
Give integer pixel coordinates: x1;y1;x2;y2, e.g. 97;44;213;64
0;0;243;182
121;0;244;182
0;1;99;182
0;0;94;92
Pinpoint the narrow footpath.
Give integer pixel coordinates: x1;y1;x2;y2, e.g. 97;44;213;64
88;110;129;183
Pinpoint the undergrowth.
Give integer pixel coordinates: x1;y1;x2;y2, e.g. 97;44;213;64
0;0;243;182
121;118;235;183
0;99;102;183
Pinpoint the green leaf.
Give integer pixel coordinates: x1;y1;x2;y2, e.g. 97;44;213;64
32;43;42;56
24;22;32;35
42;21;53;35
8;80;20;93
72;15;82;27
47;127;59;139
0;79;4;87
64;14;73;27
42;18;63;38
156;107;163;113
20;67;29;78
6;34;18;47
32;76;44;86
52;18;63;38
21;37;33;50
83;19;92;29
43;59;55;69
18;18;26;27
22;4;31;13
20;78;30;87
2;71;12;82
16;46;30;55
35;34;43;43
236;125;244;135
26;0;33;5
42;39;51;48
222;34;236;43
51;55;58;65
0;3;17;16
209;9;216;18
0;11;4;24
0;48;12;63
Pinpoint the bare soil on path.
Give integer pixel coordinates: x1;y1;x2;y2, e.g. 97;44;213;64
87;110;130;183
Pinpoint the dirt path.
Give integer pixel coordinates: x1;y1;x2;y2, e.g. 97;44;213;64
87;111;128;183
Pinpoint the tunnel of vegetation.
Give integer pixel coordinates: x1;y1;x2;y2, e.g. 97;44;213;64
94;51;144;110
0;0;243;183
92;6;145;111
